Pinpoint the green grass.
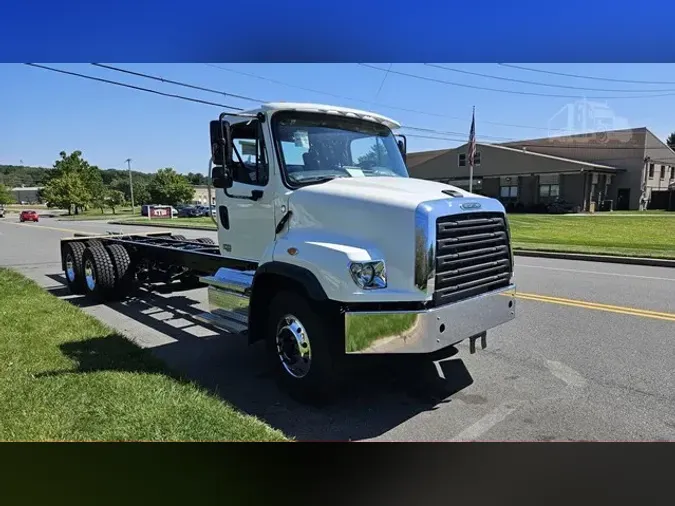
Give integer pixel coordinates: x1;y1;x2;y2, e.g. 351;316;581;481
346;314;418;352
114;217;217;229
59;207;138;221
509;214;675;259
0;268;287;441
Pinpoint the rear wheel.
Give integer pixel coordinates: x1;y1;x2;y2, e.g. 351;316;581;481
61;241;87;293
266;291;345;404
105;243;134;299
87;239;104;249
82;246;117;301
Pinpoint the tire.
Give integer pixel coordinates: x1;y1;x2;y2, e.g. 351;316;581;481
172;234;187;241
87;239;104;249
195;237;215;245
105;243;134;298
61;241;87;294
81;245;117;301
266;290;345;404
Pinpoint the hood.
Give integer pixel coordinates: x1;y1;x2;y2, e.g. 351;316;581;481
291;176;485;211
284;176;506;300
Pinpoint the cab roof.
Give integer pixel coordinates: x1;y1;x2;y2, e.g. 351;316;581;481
225;102;401;130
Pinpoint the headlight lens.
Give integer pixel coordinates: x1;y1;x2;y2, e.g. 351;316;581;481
349;260;386;289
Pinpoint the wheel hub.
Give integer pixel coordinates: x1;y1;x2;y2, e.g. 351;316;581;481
84;260;96;291
275;314;312;379
65;254;76;282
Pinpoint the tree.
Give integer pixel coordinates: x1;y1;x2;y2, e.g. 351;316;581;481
106;189;126;214
667;132;675;150
41;171;90;213
147;168;194;206
0;184;14;205
43;151;103;214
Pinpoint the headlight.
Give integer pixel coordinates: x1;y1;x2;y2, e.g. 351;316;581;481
349;260;386;289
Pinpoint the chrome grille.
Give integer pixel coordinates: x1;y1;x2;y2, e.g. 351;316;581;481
434;212;512;305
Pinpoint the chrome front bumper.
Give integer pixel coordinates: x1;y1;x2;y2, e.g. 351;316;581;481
345;285;516;354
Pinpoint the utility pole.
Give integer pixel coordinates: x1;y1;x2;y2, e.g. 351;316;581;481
125;158;135;215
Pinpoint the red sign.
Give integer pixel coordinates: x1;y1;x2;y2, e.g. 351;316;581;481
149;206;171;219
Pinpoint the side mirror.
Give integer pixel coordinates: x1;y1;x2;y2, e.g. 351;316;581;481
396;135;407;163
210;119;234;168
212;165;233;189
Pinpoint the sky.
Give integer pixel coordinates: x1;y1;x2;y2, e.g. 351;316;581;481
2;63;675;174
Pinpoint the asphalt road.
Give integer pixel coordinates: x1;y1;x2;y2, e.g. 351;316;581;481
1;216;674;442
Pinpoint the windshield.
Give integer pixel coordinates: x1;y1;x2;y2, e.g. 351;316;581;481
272;111;409;186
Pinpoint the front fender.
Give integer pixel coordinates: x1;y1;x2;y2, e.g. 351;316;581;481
273;230;427;303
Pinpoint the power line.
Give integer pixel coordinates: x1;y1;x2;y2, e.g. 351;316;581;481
498;63;675;86
91;63;266;103
204;63;574;132
24;63;245;111
95;63;513;141
424;63;675;93
358;63;675;100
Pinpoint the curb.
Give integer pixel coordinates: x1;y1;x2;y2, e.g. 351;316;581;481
514;249;675;268
108;220;217;231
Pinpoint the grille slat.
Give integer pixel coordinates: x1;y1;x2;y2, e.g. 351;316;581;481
434;212;512;305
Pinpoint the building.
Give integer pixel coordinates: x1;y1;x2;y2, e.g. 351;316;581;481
11;186;43;204
407;127;675;211
192;185;216;206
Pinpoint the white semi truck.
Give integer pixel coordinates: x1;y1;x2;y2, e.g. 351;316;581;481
59;103;517;402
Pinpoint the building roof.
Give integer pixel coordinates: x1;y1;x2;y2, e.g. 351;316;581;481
224;102;401;130
11;186;43;191
407;142;618;171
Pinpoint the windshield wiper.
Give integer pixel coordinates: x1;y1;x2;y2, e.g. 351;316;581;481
292;175;343;184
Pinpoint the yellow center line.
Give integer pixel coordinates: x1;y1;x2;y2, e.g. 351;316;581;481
516;291;675;318
514;292;675;323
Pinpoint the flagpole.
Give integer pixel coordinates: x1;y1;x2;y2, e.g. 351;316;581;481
468;106;475;193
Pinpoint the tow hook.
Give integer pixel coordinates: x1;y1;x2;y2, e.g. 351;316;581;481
469;332;488;354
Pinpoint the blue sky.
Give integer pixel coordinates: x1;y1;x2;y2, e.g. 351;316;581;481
2;63;675;174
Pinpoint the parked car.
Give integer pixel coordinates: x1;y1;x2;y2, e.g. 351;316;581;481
177;205;200;218
19;210;39;222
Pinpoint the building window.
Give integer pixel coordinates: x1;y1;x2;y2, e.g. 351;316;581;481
649;163;654;178
538;174;560;199
671;167;674;180
539;184;560;198
661;165;666;180
457;152;481;167
500;185;518;198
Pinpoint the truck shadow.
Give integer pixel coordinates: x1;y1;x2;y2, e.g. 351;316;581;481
45;273;475;441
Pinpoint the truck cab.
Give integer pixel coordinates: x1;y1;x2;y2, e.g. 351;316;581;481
204;102;516;400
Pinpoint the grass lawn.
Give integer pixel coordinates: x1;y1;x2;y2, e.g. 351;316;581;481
508;214;675;259
114;212;675;259
59;208;138;221
0;268;287;441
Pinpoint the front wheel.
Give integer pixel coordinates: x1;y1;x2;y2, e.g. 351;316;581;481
266;291;345;404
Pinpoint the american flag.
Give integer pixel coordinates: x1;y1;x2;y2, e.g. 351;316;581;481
467;106;476;167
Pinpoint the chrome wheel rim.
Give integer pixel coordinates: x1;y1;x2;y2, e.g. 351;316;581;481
275;314;312;379
84;260;96;291
65;254;76;282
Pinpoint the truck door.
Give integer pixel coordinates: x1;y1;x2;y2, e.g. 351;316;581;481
217;119;275;262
